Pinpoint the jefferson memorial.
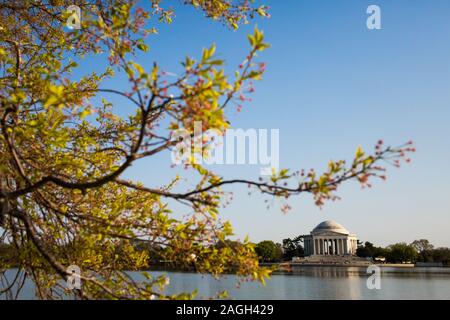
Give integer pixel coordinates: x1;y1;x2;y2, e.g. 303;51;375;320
302;220;358;256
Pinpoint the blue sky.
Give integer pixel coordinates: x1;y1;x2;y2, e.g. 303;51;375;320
85;0;450;247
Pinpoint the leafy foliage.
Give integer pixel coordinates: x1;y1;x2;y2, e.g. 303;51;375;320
255;240;283;262
356;241;389;259
281;237;304;261
385;243;418;263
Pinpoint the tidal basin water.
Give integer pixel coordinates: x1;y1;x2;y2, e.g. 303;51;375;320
3;266;450;299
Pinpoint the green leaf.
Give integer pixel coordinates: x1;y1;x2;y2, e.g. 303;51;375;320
355;145;365;159
202;44;216;62
137;43;149;52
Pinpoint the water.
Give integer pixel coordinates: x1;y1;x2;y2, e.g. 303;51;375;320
2;266;450;299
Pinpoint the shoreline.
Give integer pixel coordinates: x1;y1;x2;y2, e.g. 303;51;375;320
261;262;449;269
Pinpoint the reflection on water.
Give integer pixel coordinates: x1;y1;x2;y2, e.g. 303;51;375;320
288;266;365;278
2;266;450;300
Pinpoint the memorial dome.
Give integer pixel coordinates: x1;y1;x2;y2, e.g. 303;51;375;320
312;220;349;235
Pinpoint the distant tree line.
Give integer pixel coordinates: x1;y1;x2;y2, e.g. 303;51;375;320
356;239;450;265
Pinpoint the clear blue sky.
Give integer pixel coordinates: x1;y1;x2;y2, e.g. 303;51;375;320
85;0;450;248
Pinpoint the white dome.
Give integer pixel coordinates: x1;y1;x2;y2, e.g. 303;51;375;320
312;220;349;235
